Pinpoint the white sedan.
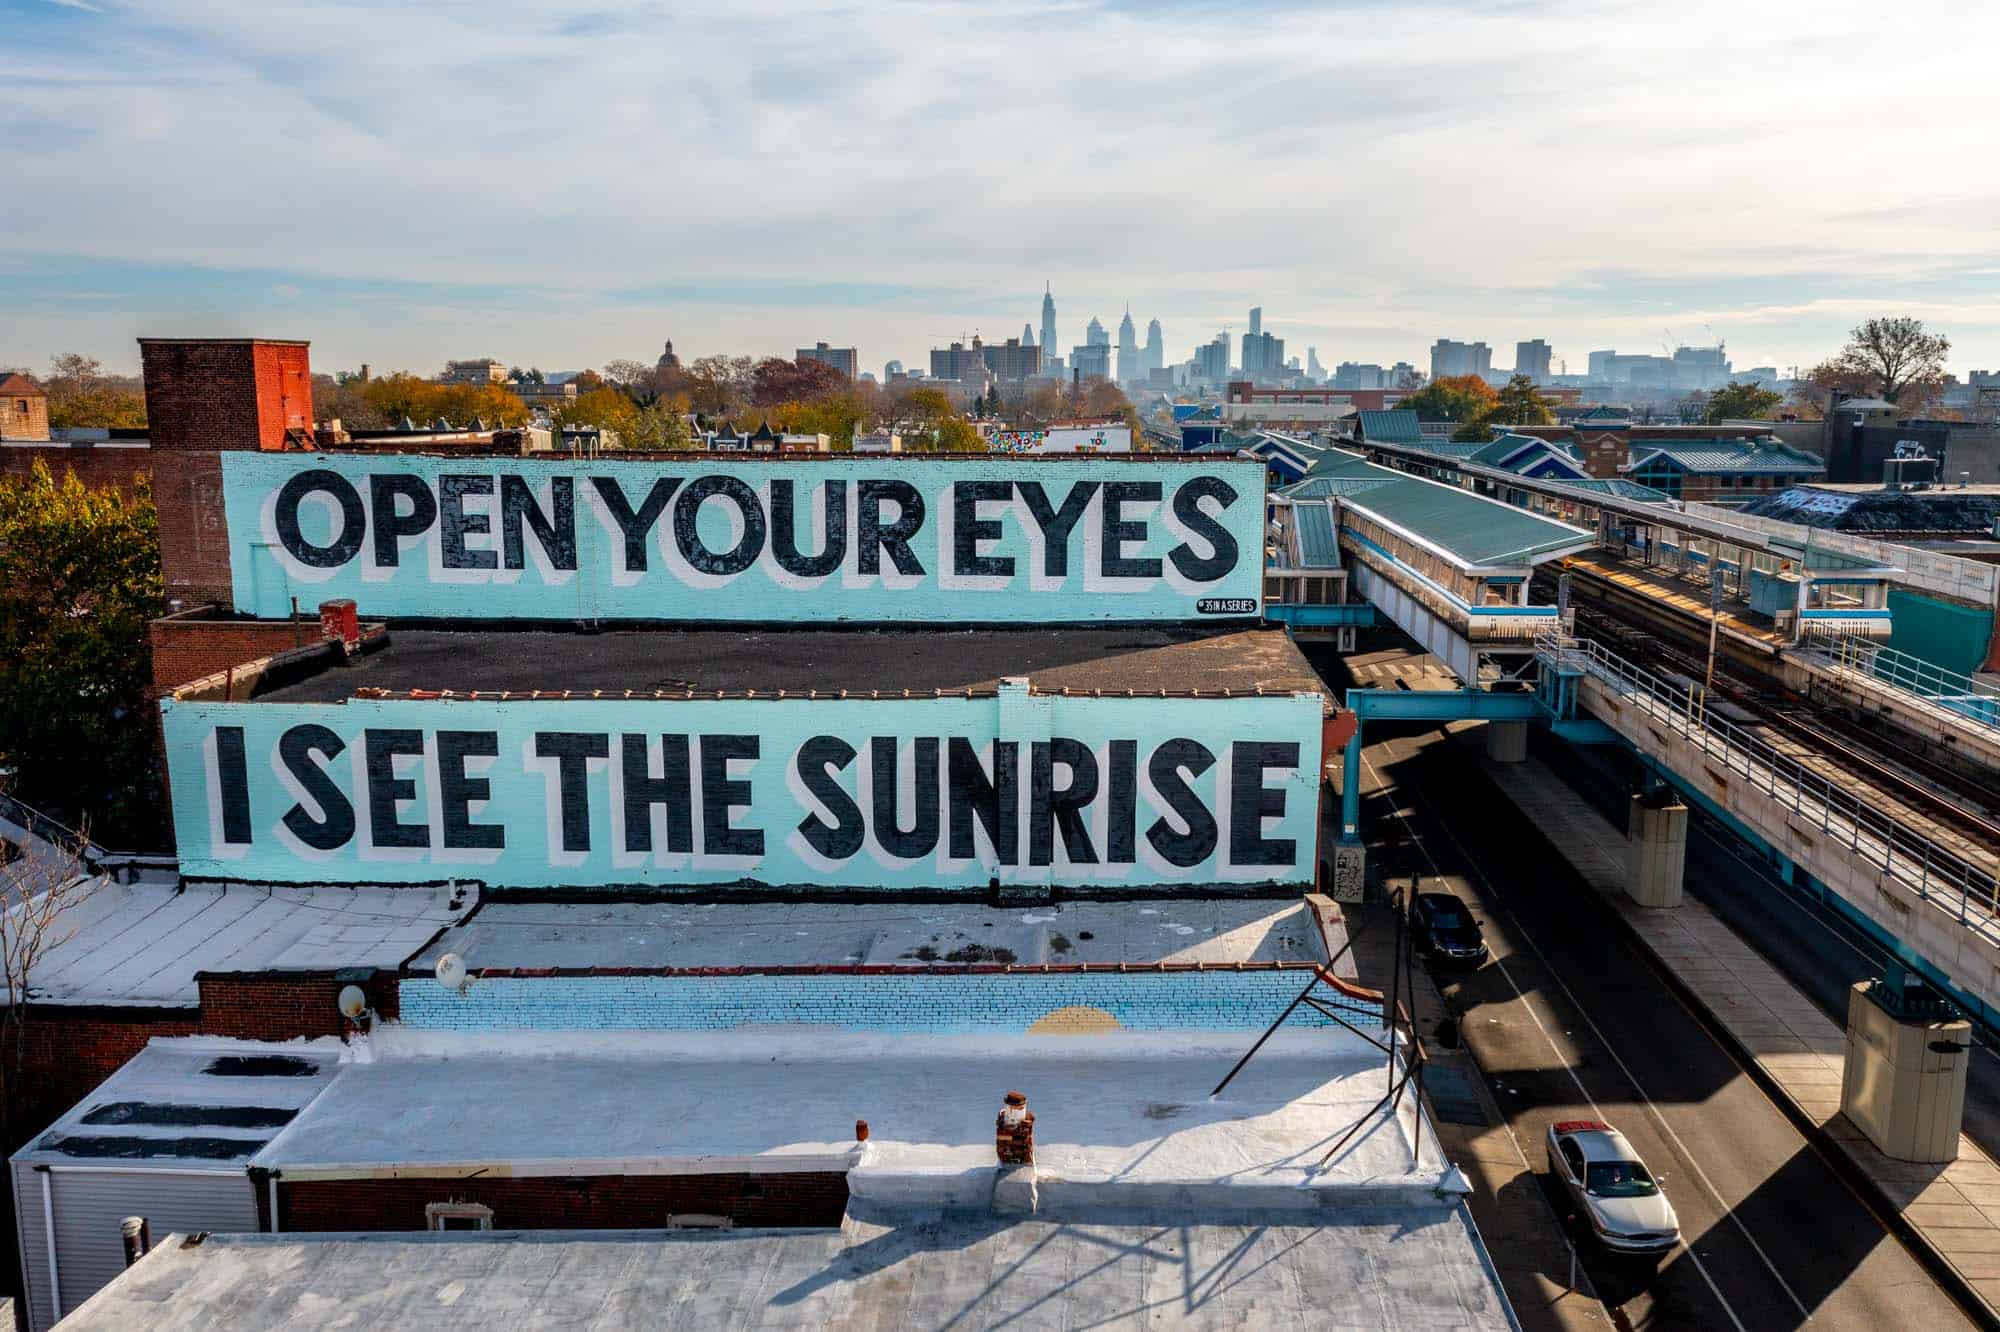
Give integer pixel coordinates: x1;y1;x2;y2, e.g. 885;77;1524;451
1546;1119;1681;1255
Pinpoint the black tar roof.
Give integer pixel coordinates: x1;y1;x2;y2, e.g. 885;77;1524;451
255;626;1330;711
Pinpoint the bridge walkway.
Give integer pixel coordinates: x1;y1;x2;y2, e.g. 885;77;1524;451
1790;636;2000;773
1540;634;2000;1018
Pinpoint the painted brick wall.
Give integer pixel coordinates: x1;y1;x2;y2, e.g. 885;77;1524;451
155;449;233;606
277;1171;848;1233
139;339;312;454
398;970;1377;1034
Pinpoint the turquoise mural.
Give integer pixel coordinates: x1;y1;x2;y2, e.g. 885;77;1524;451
163;686;1324;890
221;453;1265;623
1886;588;1995;676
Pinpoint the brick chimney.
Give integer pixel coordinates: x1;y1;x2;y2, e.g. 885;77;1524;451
995;1091;1034;1165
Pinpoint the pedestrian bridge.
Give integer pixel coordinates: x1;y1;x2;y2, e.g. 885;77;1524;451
1266;451;1592;680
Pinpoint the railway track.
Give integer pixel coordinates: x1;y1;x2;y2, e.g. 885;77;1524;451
1555;595;2000;862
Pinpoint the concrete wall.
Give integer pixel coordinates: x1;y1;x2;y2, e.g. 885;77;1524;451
278;1172;848;1234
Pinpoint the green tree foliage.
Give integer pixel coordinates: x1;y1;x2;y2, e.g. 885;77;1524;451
1452;374;1557;441
43;353;147;429
0;463;163;845
1395;374;1497;423
353;373;528;427
1702;381;1784;424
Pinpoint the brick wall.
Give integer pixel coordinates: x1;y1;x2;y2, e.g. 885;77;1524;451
0;443;151;494
196;969;400;1041
277;1171;848;1233
150;614;324;692
139;339;312;453
10;1009;201;1144
1;392;50;442
155;449;233;606
399;966;1377;1034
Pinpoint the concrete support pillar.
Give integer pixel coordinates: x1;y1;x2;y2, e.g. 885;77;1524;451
1485;721;1528;763
1625;793;1687;908
1331;842;1367;905
1842;979;1969;1163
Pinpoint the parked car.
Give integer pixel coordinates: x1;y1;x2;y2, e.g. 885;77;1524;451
1545;1119;1681;1255
1413;891;1488;966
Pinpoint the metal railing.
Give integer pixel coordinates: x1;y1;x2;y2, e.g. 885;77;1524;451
1797;635;2000;736
1537;632;2000;946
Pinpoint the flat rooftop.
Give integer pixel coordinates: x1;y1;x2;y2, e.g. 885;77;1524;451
66;1209;1513;1330
259;1028;1435;1205
253;626;1329;709
409;898;1353;977
1304;450;1595;569
30;881;473;1007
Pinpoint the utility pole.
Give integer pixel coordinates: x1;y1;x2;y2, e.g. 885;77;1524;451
1701;564;1724;725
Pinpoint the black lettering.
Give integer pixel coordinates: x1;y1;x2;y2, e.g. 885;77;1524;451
437;730;503;850
674;475;766;576
1107;739;1137;864
1030;738;1098;866
1146;739;1217;867
1017;480;1096;577
369;473;437;567
364;728;430;849
770;478;847;577
501;474;578;571
620;733;693;854
1100;480;1162;579
590;475;681;573
952;481;1014;578
870;736;939;859
858;479;925;576
438;475;498;571
947;738;1018;864
795;736;864;861
277;724;354;852
535;731;609;853
214;725;252;845
700;734;763;856
1229;741;1299;867
1168;476;1240;582
273;469;365;569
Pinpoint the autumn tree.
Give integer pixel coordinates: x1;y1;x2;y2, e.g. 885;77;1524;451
750;357;847;407
1702;381;1784;424
682;356;755;417
1829;316;1950;405
0;463;163;846
1396;374;1497;424
43;353;147;429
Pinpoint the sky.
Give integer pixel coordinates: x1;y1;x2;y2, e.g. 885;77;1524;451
3;0;1999;381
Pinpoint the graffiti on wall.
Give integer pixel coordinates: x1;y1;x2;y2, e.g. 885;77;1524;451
164;687;1323;889
223;453;1256;622
990;425;1132;455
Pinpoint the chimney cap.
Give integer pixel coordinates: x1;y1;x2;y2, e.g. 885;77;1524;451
1003;1090;1028;1107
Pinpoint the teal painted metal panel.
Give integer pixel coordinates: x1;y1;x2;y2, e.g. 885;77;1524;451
162;689;1324;891
1265;604;1377;627
1886;588;1994;676
220;453;1268;624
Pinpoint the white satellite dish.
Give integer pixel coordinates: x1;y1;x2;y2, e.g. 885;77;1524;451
435;952;469;992
337;985;368;1020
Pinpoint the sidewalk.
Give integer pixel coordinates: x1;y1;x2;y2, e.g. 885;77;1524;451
1478;740;2000;1320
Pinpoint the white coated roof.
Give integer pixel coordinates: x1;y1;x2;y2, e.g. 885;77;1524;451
29;881;474;1007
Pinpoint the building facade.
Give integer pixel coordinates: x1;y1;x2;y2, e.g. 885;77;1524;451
795;342;858;378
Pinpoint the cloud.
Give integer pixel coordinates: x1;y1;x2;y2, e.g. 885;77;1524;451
1;0;1996;374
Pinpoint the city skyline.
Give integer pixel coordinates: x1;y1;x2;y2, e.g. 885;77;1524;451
4;0;1998;377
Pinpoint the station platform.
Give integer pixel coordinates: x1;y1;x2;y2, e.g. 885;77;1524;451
1558;550;1791;655
1476;742;2000;1321
1786;638;2000;776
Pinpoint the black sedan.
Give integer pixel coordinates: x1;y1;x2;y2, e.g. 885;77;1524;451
1413;891;1489;966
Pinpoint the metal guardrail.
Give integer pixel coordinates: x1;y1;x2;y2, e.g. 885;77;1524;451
1797;635;2000;736
1537;633;2000;946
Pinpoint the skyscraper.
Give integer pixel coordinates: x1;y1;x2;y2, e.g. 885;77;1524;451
1249;307;1263;337
1194;332;1230;383
1116;308;1139;383
1306;347;1325;382
1514;339;1553;384
1145;319;1164;375
1040;284;1058;370
1087;316;1109;348
1022;324;1036;348
1430;339;1492;382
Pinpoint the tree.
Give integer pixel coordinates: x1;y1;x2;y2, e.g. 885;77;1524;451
354;374;527;427
1395;374;1497;423
1831;316;1950;405
555;387;642;447
683;356;754;416
1702;381;1784;424
43;352;147;430
1;821;96;1142
750;357;847;407
0;462;163;846
1485;375;1556;428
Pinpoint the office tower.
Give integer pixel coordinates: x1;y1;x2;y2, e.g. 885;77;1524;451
1429;339;1492;381
1145;319;1164;375
1087;316;1109;348
1514;339;1553;384
795;342;858;378
1040;283;1058;366
1249;307;1263;337
1116;308;1139;383
1307;347;1325;382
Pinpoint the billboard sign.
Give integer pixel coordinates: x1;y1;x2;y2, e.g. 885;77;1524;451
163;689;1323;891
221;453;1258;623
990;425;1132;454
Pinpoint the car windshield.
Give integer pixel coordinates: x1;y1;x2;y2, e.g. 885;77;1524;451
1586;1160;1658;1198
1429;909;1465;928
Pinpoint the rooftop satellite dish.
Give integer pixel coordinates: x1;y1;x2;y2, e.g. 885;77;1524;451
435;952;469;992
337;985;368;1020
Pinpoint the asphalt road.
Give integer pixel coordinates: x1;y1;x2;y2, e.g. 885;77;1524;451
1338;688;1976;1329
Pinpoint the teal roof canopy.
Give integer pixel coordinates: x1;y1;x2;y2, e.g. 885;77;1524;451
1303;450;1594;568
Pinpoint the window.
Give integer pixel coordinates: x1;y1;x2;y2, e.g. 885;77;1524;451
1559;1140;1586;1179
425;1202;494;1231
1585;1159;1659;1198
